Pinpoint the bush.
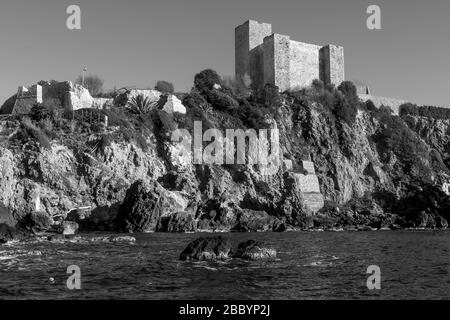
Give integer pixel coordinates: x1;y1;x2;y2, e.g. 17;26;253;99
207;89;239;110
30;104;57;122
261;83;281;108
374;113;429;169
194;69;222;93
155;80;175;94
399;103;450;120
75;74;104;97
364;100;377;112
338;81;358;102
182;92;208;109
234;104;269;129
222;74;252;98
20;117;52;150
333;91;358;125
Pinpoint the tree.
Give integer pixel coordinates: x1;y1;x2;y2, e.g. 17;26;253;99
75;75;104;97
194;69;222;93
155;80;175;94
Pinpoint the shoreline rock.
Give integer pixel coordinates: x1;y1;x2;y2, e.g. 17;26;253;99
234;240;277;261
180;236;233;261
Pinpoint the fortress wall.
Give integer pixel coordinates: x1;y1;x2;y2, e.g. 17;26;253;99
320;45;345;86
235;20;272;84
289;41;321;90
358;94;408;115
263;34;291;91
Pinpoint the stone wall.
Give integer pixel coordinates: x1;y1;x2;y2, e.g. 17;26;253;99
320;45;345;86
235;20;345;92
290;41;321;90
263;34;291;92
235;20;272;88
358;94;409;115
292;161;324;213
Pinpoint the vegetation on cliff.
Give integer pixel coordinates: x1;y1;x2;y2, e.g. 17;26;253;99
0;70;449;237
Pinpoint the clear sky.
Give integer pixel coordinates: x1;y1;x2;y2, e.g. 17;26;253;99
0;0;449;107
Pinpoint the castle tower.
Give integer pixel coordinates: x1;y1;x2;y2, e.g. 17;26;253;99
320;45;345;87
263;34;291;92
235;20;272;89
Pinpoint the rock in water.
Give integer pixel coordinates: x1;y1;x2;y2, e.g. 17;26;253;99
0;204;16;227
60;221;79;235
29;211;53;234
234;240;277;261
164;212;197;233
0;223;17;244
116;180;188;233
180;236;233;261
233;209;279;232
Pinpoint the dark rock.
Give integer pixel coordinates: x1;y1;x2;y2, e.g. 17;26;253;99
0;205;16;227
161;212;197;233
0;223;17;244
234;240;277;261
232;209;279;232
29;211;52;231
436;216;448;229
180;236;233;261
116;180;187;233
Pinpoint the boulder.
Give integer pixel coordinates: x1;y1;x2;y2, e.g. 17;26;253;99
234;240;277;261
0;204;16;227
436;216;448;229
60;221;79;235
162;95;186;114
163;212;197;233
0;223;17;244
65;83;94;111
29;211;53;233
180;236;233;261
232;209;279;232
116;180;188;233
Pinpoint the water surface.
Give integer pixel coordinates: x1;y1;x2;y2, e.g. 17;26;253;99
0;231;449;299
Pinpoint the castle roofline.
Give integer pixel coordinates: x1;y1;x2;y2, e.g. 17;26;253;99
236;19;272;29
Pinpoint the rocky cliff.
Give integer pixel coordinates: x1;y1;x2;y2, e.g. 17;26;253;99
0;76;449;237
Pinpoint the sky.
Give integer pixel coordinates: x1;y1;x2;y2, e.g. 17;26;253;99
0;0;449;107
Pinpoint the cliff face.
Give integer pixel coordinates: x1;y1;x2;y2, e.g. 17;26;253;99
0;86;449;233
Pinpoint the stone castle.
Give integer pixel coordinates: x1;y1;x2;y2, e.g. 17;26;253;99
235;20;345;92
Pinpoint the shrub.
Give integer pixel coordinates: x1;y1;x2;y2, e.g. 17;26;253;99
75;74;104;97
194;69;222;93
207;89;239;110
364;100;377;112
234;104;269;129
222;74;252;98
182;92;208;109
155;110;177;134
311;79;325;93
155;80;175;94
20;117;52;150
338;81;358;101
261;83;281;108
374;113;429;169
399;103;450;120
30;104;57;122
333;91;358;125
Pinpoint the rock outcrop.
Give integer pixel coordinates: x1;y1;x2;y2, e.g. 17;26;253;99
116;180;190;233
180;236;233;261
234;240;277;261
